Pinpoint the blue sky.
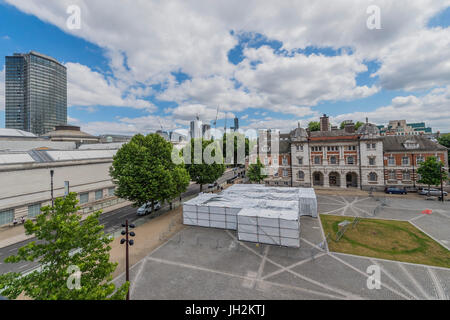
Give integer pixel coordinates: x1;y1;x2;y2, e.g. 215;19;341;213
1;1;450;135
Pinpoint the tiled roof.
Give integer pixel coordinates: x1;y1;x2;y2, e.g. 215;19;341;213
382;135;447;152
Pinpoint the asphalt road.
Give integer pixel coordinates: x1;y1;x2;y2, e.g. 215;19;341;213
0;168;244;275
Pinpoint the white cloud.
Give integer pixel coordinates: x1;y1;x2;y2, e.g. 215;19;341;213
5;0;450;130
235;46;379;108
373;27;450;91
332;86;450;132
66;62;156;111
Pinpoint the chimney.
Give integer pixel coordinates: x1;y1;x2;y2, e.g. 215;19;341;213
344;122;355;134
320;114;330;132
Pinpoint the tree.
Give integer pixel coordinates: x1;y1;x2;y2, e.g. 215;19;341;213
0;193;128;300
437;133;450;160
222;132;249;167
308;121;320;132
184;138;226;191
110;134;190;212
247;158;267;184
340;121;364;130
417;156;448;194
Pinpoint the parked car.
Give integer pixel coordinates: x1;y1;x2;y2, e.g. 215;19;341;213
419;188;448;196
384;187;407;195
136;201;161;216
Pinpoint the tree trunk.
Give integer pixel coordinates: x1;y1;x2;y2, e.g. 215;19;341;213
151;200;155;213
200;184;203;192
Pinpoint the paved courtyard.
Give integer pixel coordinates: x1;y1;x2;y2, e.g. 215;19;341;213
115;195;450;300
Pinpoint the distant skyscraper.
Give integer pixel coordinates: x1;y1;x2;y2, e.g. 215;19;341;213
190;119;202;139
202;124;211;140
5;51;67;135
234;117;239;132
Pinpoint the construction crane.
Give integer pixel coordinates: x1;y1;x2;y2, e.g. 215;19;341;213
213;106;220;129
224;113;228;132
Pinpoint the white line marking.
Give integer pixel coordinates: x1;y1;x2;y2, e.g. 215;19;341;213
328;253;411;300
146;256;345;300
129;258;147;297
397;263;433;300
369;259;420;300
225;230;361;299
262;253;326;280
428;268;447;300
409;220;450;250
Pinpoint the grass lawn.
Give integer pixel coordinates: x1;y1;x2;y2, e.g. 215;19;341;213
320;214;450;268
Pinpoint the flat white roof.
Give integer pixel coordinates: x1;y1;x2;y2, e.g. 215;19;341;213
0;128;37;138
0;153;35;164
238;208;298;221
46;149;117;161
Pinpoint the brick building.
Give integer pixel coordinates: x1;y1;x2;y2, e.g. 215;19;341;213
383;136;448;189
256;115;448;191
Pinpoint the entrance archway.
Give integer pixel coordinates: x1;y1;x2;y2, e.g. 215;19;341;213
313;172;324;186
329;172;340;187
346;172;358;188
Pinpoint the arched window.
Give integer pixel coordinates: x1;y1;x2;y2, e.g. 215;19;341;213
298;171;305;180
369;172;377;182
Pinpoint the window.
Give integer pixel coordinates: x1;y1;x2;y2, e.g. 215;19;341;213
330;156;337;165
388;170;396;180
388;157;395;166
95;190;103;201
282;169;289;177
347;146;356;151
298;157;303;165
273;158;278;165
282;157;288;165
369;157;376;166
28;204;41;218
314;156;321;165
296;145;303;151
80;193;89;204
416;156;424;165
298;171;305;180
264;158;268;165
366;143;371;149
402;156;410;166
311;146;322;152
372;143;376;149
403;171;411;181
108;187;115;197
347;156;354;165
369;172;377;182
327;146;338;151
0;209;14;226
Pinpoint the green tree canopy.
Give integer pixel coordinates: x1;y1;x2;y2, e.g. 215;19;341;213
184;138;226;191
339;121;364;130
308;121;320;132
437;133;450;160
247;158;267;184
0;193;128;300
417;156;448;191
110;134;190;210
221;132;249;167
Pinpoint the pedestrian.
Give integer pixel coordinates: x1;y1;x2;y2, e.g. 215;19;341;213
20;216;25;224
13;218;18;226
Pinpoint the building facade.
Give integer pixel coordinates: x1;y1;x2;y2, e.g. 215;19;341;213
383;136;448;189
377;120;432;136
5;51;67;135
257;115;447;191
0;149;128;226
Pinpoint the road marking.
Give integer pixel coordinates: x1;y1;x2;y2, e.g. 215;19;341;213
145;256;345;300
327;253;411;300
369;259;420;300
397;263;432;300
428;268;447;300
225;231;361;299
261;253;326;281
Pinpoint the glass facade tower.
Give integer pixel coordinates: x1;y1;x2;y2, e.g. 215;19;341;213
5;51;67;135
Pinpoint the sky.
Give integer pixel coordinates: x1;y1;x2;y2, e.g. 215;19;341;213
0;0;450;136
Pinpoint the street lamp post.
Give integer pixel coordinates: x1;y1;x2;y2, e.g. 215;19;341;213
440;163;444;203
50;170;54;208
120;220;136;300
